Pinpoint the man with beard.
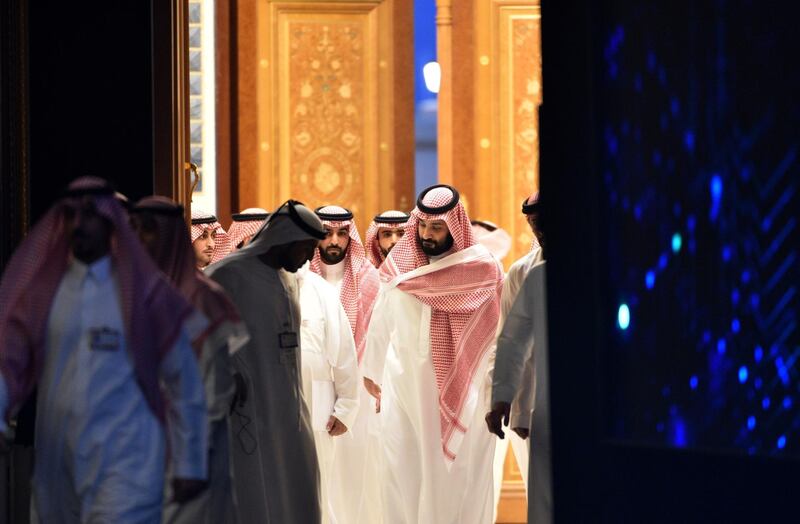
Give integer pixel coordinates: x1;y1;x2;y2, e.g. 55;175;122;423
227;208;270;251
309;205;382;524
191;209;231;268
130;196;250;524
363;184;504;523
0;177;208;522
364;210;410;268
206;200;326;524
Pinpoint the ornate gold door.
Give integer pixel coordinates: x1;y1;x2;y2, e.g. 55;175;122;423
238;0;414;234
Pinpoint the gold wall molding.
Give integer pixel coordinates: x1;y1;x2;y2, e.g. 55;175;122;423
473;0;541;269
436;0;454;185
240;0;411;235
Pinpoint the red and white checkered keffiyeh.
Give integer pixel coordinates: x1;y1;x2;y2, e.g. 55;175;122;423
191;208;231;264
133;197;249;357
381;185;503;461
364;210;410;268
0;177;196;425
309;206;380;363
226;208;269;253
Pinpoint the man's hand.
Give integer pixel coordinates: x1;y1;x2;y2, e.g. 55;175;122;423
363;377;382;413
326;416;348;437
229;372;247;415
485;401;511;439
512;427;530;440
171;478;208;504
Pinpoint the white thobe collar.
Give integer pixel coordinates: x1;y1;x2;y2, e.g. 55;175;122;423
320;259;346;286
68;255;113;284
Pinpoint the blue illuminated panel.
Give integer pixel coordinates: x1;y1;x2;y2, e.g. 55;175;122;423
601;2;799;457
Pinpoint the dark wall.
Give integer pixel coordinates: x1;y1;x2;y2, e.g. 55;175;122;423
542;0;799;521
27;1;157;224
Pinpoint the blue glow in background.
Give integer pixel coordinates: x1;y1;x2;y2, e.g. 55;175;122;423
601;2;799;456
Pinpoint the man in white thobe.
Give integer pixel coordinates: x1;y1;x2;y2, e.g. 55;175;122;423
0;178;208;523
309;205;382;524
363;184;504;524
298;266;360;523
486;259;552;524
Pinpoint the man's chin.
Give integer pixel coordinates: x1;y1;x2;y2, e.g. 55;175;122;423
320;252;345;264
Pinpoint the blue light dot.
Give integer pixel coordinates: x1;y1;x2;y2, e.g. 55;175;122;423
732;318;741;333
659;253;668;269
686;215;696;232
738;366;748;383
670;97;680;116
684;131;695;152
777;435;786;450
741;270;751;284
689;376;699;390
750;294;760;309
754;346;763;362
671;233;682;253
617;304;630;330
755;377;763;390
747;416;756;430
731;289;740;304
722;246;732;262
784;397;793;409
711;175;723;200
645;270;656;289
717;339;727;355
762;397;771;410
703;331;711;343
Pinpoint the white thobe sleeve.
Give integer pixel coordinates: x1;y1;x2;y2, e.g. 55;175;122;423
160;330;209;480
329;303;360;430
362;287;392;384
491;270;536;408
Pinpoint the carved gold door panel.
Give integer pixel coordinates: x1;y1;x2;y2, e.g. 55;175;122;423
250;0;412;234
474;0;541;269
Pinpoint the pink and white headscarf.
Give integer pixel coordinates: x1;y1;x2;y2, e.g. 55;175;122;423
226;208;270;253
0;177;196;425
309;205;380;363
471;220;512;261
381;184;503;461
364;210;410;268
191;208;231;264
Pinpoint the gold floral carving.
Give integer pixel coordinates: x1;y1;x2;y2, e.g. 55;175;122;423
288;21;365;206
512;15;541;254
